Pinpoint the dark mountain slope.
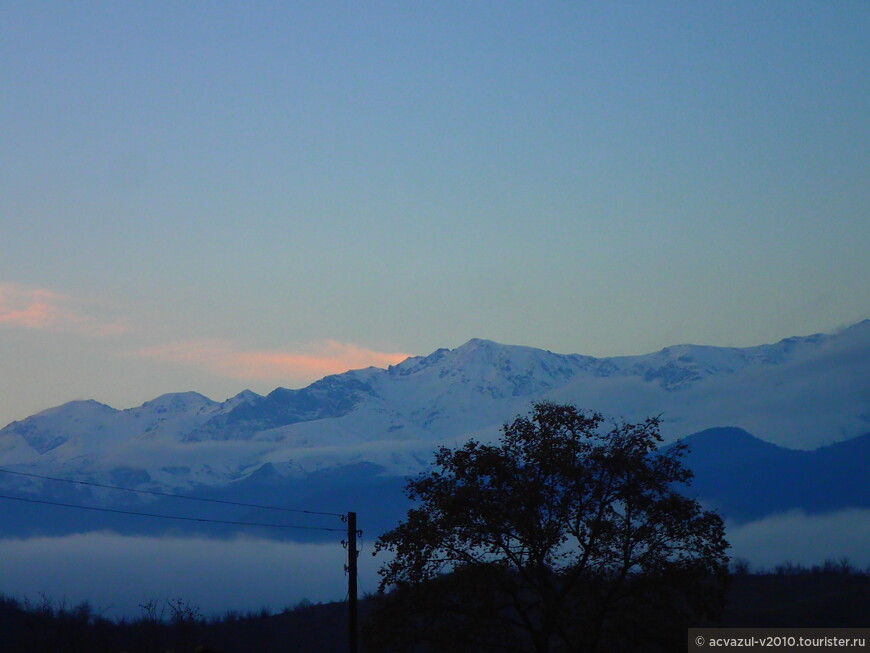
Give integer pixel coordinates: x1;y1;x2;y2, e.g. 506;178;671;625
674;427;870;522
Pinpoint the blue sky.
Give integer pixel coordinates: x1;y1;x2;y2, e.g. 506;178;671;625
1;1;868;426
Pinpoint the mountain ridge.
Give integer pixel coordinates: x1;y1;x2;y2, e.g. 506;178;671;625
1;321;868;493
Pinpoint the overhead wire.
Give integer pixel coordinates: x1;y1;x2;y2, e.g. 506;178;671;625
0;493;346;532
0;467;344;518
0;467;362;608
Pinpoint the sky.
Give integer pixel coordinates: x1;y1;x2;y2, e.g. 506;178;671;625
1;1;869;428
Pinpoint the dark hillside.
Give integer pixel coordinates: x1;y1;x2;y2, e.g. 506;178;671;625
673;428;870;521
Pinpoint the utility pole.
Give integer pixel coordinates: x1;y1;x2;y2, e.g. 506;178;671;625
347;511;358;653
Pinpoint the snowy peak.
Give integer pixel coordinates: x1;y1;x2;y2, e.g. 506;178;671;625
599;326;859;390
36;399;119;421
388;348;451;376
137;392;217;415
610;344;751;389
453;337;502;355
226;389;262;405
838;318;870;339
0;400;119;455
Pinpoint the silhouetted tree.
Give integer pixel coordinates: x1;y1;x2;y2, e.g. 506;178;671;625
368;402;729;652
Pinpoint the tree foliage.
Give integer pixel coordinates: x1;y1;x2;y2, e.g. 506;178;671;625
368;402;729;652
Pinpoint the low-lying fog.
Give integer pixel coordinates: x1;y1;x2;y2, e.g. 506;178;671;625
0;509;867;619
0;533;382;618
725;508;870;570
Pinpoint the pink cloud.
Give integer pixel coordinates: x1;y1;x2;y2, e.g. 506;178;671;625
0;283;126;336
0;285;64;328
132;339;411;382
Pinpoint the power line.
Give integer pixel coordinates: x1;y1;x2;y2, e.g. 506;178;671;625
0;493;346;532
0;468;344;518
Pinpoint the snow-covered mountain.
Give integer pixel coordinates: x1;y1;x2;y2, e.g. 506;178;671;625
1;321;869;495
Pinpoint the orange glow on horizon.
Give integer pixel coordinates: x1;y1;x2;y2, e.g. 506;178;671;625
132;339;411;382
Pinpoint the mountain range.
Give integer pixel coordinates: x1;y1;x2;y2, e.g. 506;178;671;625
0;320;868;537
